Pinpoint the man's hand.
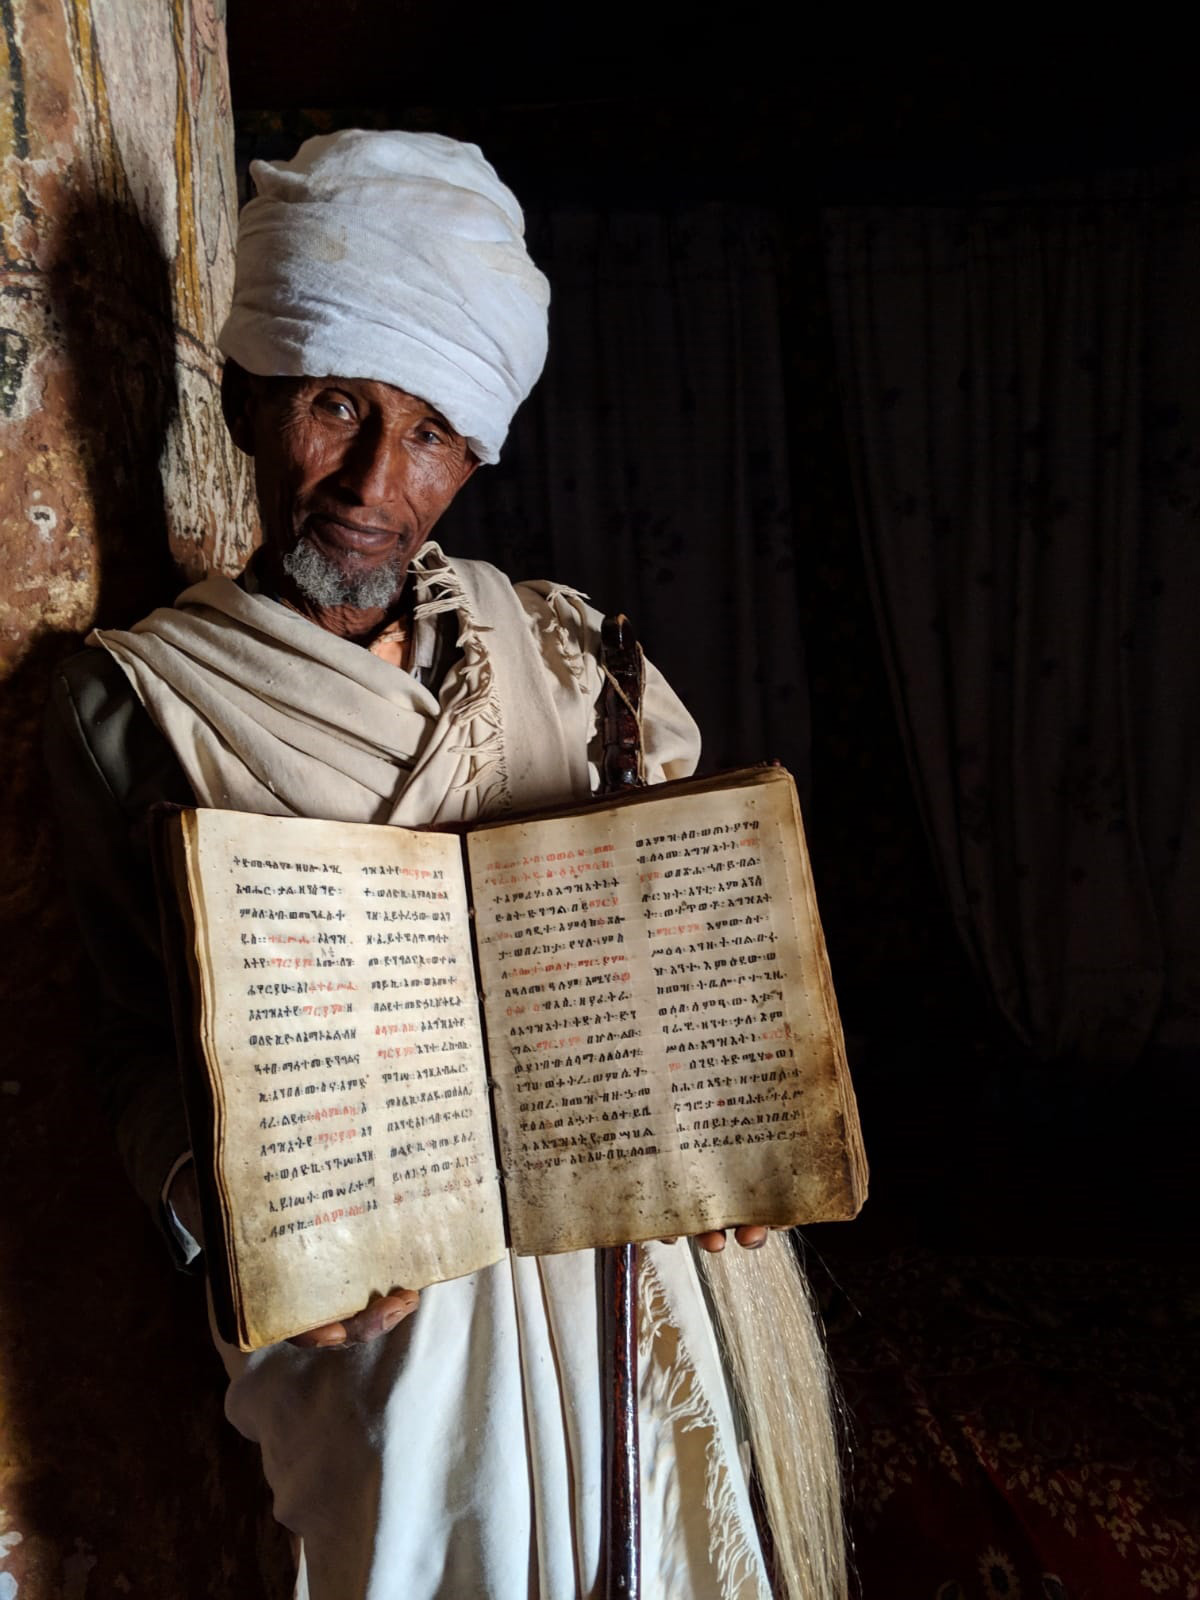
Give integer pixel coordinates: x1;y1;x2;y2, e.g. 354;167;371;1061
167;1164;418;1349
289;1290;419;1349
657;1225;769;1250
695;1225;768;1251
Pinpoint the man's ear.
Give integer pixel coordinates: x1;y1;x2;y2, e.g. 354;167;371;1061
221;358;256;456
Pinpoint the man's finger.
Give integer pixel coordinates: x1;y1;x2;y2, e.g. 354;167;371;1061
341;1291;419;1345
694;1229;728;1253
732;1224;768;1249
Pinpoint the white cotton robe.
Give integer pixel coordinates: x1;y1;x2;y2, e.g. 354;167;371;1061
94;545;771;1600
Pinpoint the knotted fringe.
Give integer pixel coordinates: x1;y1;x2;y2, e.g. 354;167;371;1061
533;584;589;688
409;543;511;812
639;1250;767;1600
699;1234;849;1600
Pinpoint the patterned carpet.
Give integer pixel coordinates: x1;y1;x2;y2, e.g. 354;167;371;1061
811;1249;1199;1600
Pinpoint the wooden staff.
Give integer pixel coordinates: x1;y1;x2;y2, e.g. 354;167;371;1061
597;613;646;1598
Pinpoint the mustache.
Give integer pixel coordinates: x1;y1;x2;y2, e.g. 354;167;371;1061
303;509;407;539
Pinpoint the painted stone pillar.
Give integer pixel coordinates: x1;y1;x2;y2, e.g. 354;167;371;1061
0;2;282;1595
0;0;257;630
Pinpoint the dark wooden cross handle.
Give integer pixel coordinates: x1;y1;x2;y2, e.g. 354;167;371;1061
598;613;645;1598
600;614;646;793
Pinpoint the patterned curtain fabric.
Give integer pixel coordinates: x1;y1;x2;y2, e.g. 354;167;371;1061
824;183;1200;1065
440;204;811;791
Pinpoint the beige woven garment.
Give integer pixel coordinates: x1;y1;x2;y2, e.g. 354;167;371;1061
94;543;771;1600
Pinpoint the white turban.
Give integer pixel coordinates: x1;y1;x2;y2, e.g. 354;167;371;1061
217;130;549;464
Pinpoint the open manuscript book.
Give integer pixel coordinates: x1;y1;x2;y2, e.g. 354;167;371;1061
155;765;867;1350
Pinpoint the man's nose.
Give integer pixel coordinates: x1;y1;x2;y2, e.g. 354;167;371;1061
335;422;407;504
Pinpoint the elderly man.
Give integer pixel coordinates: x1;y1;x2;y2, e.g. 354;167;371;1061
47;132;839;1600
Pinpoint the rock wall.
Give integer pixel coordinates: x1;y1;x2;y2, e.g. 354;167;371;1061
0;2;283;1594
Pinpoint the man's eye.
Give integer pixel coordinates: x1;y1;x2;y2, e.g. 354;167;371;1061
317;395;355;421
417;427;446;447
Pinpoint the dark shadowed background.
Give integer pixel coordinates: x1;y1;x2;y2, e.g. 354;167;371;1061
1;14;1196;1597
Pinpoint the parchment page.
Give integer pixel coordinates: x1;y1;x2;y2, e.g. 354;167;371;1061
468;771;863;1255
185;810;505;1349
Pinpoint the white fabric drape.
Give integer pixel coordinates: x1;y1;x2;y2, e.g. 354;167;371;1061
95;547;769;1599
825;182;1200;1064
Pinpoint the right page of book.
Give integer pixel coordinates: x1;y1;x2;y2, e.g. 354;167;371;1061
467;768;866;1255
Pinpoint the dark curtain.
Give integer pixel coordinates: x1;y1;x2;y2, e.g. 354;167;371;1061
441;205;811;790
824;180;1200;1066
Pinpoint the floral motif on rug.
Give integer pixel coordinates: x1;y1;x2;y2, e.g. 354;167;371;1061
813;1250;1199;1599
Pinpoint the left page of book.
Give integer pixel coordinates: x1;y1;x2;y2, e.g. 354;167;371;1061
181;809;506;1350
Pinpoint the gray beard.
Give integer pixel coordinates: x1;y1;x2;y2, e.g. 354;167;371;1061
282;537;406;612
